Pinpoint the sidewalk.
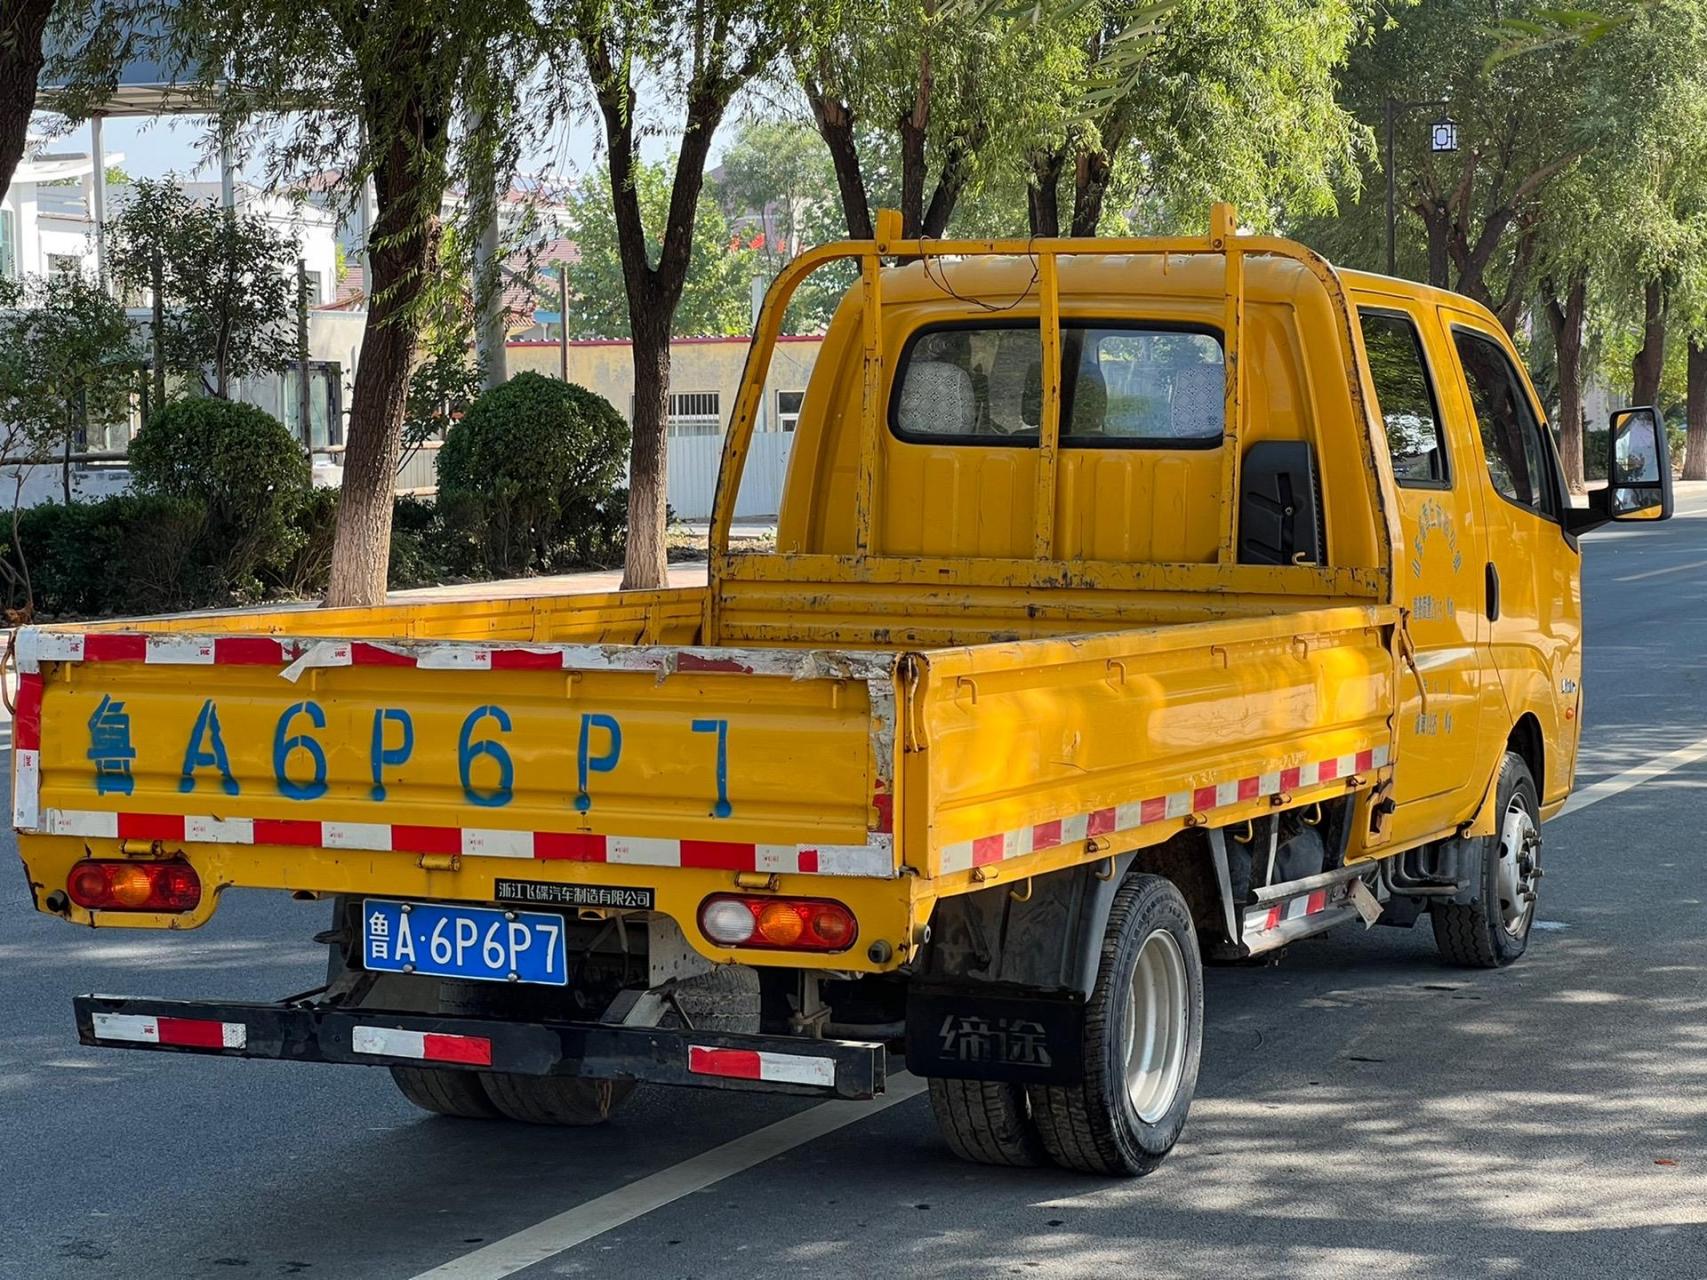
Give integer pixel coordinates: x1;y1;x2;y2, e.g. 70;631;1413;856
388;560;709;602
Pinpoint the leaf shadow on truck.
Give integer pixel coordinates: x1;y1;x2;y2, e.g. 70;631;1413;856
17;204;1670;1179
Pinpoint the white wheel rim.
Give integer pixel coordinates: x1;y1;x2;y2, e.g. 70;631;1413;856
1121;927;1189;1124
1496;794;1540;937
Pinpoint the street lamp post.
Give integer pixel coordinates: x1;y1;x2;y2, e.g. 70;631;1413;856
1384;96;1458;278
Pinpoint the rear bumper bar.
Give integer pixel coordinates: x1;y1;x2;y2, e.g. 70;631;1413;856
73;994;887;1100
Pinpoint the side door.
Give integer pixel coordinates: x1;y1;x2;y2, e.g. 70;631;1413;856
1437;312;1582;809
1354;298;1492;842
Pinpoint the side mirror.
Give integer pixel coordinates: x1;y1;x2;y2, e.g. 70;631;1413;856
1566;405;1673;534
1607;406;1673;521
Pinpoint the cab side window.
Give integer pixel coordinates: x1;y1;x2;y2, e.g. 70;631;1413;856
1360;310;1447;486
1453;329;1557;517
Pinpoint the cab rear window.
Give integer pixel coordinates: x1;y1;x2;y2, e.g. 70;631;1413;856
890;323;1225;447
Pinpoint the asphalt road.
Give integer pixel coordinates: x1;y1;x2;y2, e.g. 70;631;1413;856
5;497;1707;1280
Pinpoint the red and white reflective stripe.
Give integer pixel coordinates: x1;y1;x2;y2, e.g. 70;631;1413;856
16;627;895;680
92;1011;247;1049
687;1045;837;1088
37;808;896;878
350;1025;493;1066
939;744;1391;875
1259;888;1331;932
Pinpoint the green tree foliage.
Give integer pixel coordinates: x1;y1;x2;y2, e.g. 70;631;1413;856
798;0;1086;239
58;0;561;605
795;0;1367;242
1312;0;1592;327
718;118;860;331
0;271;139;502
436;372;630;574
1032;0;1371;237
550;0;808;590
128;396;312;594
562;165;757;340
107;177;302;400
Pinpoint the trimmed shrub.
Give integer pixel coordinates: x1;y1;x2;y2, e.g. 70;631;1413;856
388;494;447;589
13;495;213;617
129;397;311;593
437;373;629;574
275;484;340;598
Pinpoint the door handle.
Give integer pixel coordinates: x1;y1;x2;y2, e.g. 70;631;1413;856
1485;562;1501;621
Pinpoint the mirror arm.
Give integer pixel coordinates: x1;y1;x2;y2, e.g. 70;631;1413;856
1565;487;1611;536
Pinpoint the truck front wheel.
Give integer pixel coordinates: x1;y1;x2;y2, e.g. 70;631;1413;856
1028;873;1203;1176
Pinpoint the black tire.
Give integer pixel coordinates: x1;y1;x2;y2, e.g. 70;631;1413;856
1027;873;1203;1176
1432;752;1541;969
389;1065;504;1119
928;1078;1047;1167
661;964;762;1034
480;1073;635;1125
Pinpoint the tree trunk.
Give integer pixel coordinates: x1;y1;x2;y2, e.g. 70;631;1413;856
214;213;235;397
1686;338;1707;481
804;87;872;239
150;250;167;414
1414;202;1451;288
1070;148;1114;237
0;0;55;202
1632;276;1666;407
1027;150;1063;237
1427;214;1449;289
625;315;671;591
1544;276;1587;494
325;120;446;607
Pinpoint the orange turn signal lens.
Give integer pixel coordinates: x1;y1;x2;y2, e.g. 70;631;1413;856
756;901;806;947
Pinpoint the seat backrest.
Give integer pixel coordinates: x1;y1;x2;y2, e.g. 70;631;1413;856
897;360;977;435
1169;364;1225;439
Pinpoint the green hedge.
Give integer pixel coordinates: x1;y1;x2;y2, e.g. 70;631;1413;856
14;495;216;616
6;377;635;617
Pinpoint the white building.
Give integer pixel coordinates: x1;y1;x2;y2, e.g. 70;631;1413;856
2;144;342;302
0;147;116;280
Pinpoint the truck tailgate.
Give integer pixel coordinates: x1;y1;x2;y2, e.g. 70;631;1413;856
15;629;898;880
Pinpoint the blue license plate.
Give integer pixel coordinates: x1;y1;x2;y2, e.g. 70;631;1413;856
362;900;568;986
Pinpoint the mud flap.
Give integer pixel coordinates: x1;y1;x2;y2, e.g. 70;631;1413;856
904;981;1086;1085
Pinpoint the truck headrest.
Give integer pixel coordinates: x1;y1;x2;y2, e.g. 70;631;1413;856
899;360;978;436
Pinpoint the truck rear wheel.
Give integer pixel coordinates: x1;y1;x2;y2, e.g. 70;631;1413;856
481;1073;636;1126
927;1079;1047;1167
1028;873;1202;1176
389;1065;502;1119
1432;751;1540;969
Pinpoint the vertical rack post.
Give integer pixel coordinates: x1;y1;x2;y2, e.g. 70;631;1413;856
853;231;888;558
1212;204;1245;565
1033;248;1062;560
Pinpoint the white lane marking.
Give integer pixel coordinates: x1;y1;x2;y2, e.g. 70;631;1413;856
1613;557;1707;583
409;1071;927;1280
1560;733;1707;818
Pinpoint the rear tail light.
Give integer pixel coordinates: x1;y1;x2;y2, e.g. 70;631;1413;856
67;860;202;913
698;894;858;952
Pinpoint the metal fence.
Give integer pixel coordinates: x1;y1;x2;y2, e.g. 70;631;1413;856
666;429;792;521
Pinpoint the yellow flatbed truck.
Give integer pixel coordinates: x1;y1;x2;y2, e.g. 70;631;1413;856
11;207;1672;1175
